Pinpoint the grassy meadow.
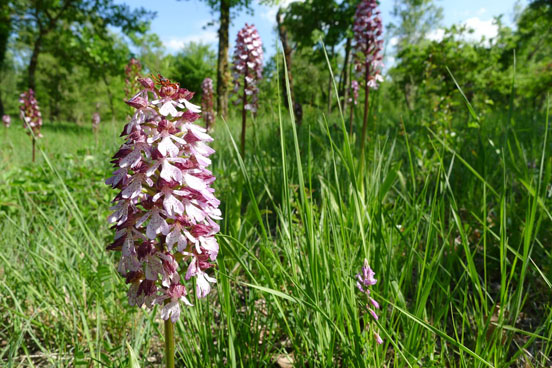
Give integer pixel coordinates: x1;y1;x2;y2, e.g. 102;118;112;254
1;78;551;368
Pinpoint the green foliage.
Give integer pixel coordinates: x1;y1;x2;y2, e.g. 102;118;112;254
168;42;216;100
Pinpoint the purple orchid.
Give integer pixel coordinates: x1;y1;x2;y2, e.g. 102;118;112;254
106;75;221;322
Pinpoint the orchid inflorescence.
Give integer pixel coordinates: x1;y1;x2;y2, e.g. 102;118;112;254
356;259;383;344
201;77;215;131
19;89;43;138
232;23;263;113
106;74;221;322
349;80;359;106
353;0;384;90
124;58;143;100
92;112;101;133
2;114;10;128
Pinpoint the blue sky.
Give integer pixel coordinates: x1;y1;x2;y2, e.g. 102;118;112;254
126;0;526;58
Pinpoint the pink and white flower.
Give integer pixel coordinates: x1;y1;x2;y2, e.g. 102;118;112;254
232;24;263;113
356;259;383;344
201;78;215;131
353;0;384;90
106;75;221;322
2;115;10;127
19;89;43;138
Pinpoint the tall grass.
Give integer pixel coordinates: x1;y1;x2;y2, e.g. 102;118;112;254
1;74;551;366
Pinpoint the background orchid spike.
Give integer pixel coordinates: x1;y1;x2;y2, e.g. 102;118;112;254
124;58;143;100
201;77;215;131
353;0;384;90
106;75;221;323
92;112;100;133
349;80;359;106
356;259;383;344
19;89;43;138
2;115;10;128
232;23;263;112
232;23;263;154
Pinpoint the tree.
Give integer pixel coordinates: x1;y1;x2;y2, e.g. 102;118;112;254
12;0;153;91
0;2;12;117
388;0;443;52
182;0;255;121
169;42;216;100
283;0;357;114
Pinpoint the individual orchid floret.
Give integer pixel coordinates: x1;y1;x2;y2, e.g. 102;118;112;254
106;74;221;325
2;114;10;128
356;259;382;344
125;58;143;100
201;77;215;131
231;23;263;154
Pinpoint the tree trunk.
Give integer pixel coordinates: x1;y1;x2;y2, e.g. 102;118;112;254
341;37;352;116
276;8;302;125
28;35;43;91
216;0;230;121
0;4;11;117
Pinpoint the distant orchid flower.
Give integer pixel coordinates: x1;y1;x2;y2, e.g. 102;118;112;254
124;58;143;100
19;89;43;162
349;80;359;106
356;259;383;344
353;0;384;154
2;115;10;127
231;23;263;155
201;77;215;131
92;111;100;132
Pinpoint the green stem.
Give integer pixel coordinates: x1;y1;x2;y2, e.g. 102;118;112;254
164;313;175;368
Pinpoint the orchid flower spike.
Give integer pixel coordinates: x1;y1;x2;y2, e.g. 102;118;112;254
106;74;221;322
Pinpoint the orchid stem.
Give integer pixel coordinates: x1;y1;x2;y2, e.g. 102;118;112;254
164;312;175;368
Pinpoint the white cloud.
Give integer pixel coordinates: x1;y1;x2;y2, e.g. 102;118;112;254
260;0;305;23
463;17;498;42
164;31;218;51
477;7;487;15
389;37;398;47
427;28;445;41
424;17;498;44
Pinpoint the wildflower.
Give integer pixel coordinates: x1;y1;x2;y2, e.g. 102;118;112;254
2;114;10;127
92;108;101;134
201;78;215;131
353;0;384;154
106;75;221;323
19;89;43;138
353;0;384;90
349;80;359;105
231;23;263;154
356;259;382;344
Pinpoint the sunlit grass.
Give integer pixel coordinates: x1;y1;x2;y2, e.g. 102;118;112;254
1;87;551;367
